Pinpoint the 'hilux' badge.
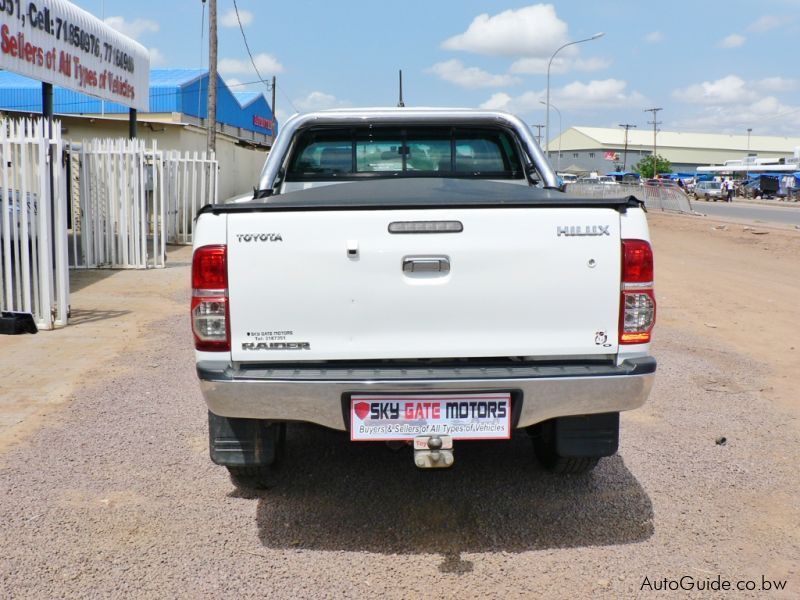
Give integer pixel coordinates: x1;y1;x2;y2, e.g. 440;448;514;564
557;225;610;237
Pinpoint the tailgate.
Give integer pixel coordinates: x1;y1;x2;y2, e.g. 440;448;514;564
227;208;621;362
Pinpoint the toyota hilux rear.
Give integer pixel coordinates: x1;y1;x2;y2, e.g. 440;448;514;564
191;109;656;485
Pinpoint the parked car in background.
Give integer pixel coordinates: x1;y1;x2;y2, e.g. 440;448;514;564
693;181;724;201
557;173;578;184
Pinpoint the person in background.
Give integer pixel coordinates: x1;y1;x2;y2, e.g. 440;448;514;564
725;178;735;202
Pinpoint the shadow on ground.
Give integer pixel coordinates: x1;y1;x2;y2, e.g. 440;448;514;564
68;308;131;325
68;268;119;293
254;424;653;572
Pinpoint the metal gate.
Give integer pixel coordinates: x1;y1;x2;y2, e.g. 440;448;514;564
0;118;69;330
164;150;218;245
566;181;693;213
71;138;166;269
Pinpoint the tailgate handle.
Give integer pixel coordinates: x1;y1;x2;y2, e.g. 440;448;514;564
402;256;450;274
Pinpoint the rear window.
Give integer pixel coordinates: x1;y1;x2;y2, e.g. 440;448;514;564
286;126;524;181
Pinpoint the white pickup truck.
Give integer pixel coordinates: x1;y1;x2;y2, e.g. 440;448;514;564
191;108;656;485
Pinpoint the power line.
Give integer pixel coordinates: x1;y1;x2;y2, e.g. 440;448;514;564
232;0;270;95
531;124;545;147
274;80;298;114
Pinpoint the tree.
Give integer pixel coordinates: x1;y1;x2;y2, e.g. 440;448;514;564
634;154;672;179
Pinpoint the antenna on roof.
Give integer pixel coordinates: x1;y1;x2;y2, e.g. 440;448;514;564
397;69;405;108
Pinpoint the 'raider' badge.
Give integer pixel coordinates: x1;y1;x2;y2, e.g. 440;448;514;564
242;342;310;350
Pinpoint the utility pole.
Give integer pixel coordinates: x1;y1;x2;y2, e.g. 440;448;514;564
618;123;636;171
206;0;217;153
747;127;752;155
643;107;662;177
532;124;545;147
271;76;277;126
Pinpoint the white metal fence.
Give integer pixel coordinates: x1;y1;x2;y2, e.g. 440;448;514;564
566;181;693;213
640;180;694;212
70;139;166;269
164;150;218;245
0;118;69;330
1;117;222;331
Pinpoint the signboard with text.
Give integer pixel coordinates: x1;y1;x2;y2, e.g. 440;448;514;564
0;0;149;111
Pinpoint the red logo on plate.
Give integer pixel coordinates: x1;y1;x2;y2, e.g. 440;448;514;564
354;402;370;420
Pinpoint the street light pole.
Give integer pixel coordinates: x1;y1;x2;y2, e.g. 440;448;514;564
545;32;604;157
540;101;562;171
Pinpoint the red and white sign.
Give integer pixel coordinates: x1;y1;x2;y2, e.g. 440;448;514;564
604;151;620;161
350;392;511;441
0;0;149;110
253;115;273;130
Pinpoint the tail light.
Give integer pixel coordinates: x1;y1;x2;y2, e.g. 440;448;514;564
191;245;230;351
620;239;656;344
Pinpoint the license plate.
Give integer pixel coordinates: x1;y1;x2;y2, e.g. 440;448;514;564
350;393;511;441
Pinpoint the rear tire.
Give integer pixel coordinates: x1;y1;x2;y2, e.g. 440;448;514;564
226;423;286;489
227;464;275;489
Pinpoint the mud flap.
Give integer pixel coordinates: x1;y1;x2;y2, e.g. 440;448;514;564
552;412;619;457
208;411;283;467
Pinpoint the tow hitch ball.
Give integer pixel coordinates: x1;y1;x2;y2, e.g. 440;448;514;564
414;435;454;469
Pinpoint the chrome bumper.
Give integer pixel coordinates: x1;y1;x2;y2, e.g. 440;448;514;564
197;357;656;431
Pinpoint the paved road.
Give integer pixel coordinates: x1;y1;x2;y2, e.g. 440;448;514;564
692;199;800;226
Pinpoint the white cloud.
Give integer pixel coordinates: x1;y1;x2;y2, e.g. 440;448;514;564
148;47;166;67
748;15;781;33
672;75;760;104
644;31;664;43
442;4;569;57
221;8;254;27
225;77;243;88
219;53;284;75
479;78;644;114
104;16;159;40
509;55;611;75
294;91;349;112
479;92;514;111
556;79;645;108
426;60;520;88
756;76;798;92
673;97;800;134
671;74;800;134
718;34;746;48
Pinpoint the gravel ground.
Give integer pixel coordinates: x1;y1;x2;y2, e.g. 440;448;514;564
1;303;797;598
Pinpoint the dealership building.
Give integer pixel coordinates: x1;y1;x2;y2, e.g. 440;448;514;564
0;69;276;200
548;126;800;175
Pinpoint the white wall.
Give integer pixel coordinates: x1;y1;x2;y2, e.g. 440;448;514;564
60;117;268;201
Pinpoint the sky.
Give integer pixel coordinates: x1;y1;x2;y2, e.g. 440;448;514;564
76;0;800;140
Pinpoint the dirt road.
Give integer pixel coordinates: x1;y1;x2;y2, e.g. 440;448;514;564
0;213;798;598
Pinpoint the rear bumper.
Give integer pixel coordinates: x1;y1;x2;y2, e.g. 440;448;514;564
197;357;656;431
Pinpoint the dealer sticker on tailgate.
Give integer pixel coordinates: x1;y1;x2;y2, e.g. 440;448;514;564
350;393;511;441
